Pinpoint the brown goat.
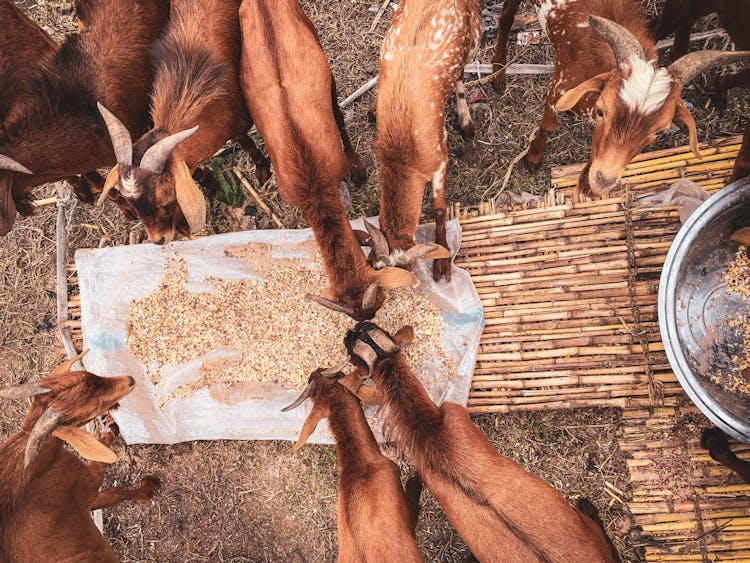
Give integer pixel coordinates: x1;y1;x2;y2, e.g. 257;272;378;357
285;369;424;562
0;0;58;126
375;0;481;282
491;2;750;201
99;0;273;245
0;0;169;235
340;321;618;562
0;353;159;562
237;0;414;312
701;427;750;484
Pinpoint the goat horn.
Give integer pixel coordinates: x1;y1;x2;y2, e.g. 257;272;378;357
363;219;390;258
361;280;380;312
589;15;645;67
97;102;133;167
0;155;32;175
321;358;351;377
0;383;50;400
139;126;199;174
305;293;358;318
669;50;750;85
24;408;64;467
397;244;443;266
281;379;318;412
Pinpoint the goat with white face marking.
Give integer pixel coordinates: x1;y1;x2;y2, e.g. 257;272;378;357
375;0;481;282
491;1;750;200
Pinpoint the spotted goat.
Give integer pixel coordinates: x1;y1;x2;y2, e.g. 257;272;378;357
0;353;159;562
491;1;750;200
375;0;481;282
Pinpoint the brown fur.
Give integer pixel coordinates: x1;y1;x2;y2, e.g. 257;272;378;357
238;0;375;308
110;0;272;244
368;352;617;562
491;0;703;200
296;374;423;562
0;361;158;562
375;0;481;282
0;0;168;235
701;427;750;484
733;121;750;182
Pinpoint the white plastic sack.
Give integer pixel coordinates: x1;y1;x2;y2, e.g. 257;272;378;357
75;218;484;444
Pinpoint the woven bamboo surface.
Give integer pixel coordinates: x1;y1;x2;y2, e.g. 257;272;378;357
457;135;743;414
619;405;750;562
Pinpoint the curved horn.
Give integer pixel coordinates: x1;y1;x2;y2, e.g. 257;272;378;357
305;293;358;319
139;126;199;174
361;280;380;312
281;379;318;412
0;155;32;175
24;408;64;467
669;50;750;85
321;358;351;377
589;15;645;67
0;383;50;400
363;219;390;258
97;102;133;167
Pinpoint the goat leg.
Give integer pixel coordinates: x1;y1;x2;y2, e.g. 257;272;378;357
490;0;522;94
523;100;558;173
701;427;750;484
710;68;750;106
90;476;161;510
732;121;750;182
431;160;451;282
236;134;271;185
67;171;104;204
331;77;367;185
454;80;474;139
404;473;423;535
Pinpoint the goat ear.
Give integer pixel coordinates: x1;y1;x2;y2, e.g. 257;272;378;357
672;99;702;159
555;73;610;112
173;160;206;233
96;165;120;206
337;370;384;406
373;266;418;288
393;325;415;347
292;404;325;452
0;174;17;236
0;382;50;400
53;426;119;463
50;350;89;378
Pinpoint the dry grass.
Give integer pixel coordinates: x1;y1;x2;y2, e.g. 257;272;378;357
1;0;748;560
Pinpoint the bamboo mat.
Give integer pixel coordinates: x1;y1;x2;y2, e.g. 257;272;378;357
457;135;743;414
619;405;750;562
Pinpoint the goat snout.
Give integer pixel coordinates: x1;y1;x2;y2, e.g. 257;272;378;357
588;166;620;195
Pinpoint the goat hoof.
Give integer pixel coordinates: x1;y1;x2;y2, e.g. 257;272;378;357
522;153;542;173
432;257;452;283
459;122;475;141
254;166;272;186
491;74;507;94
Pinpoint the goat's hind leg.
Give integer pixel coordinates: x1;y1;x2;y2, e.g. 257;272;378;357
490;0;522;93
237;134;271;185
455;80;474;140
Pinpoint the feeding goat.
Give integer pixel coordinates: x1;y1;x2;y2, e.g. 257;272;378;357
375;0;481;282
491;3;750;201
0;0;169;235
0;353;159;562
303;311;618;561
237;0;417;313
283;369;423;562
98;0;272;245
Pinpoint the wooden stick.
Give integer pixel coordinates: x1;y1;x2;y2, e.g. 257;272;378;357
369;0;391;32
340;76;378;108
233;167;285;228
33;197;58;207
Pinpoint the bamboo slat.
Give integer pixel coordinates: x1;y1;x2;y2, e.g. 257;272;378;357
617;405;750;562
460;137;742;413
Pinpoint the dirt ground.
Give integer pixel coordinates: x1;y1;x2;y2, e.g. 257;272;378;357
1;0;748;561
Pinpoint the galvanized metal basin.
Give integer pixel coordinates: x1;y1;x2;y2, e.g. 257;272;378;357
659;177;750;445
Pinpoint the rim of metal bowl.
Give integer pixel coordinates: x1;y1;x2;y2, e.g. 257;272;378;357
658;177;750;445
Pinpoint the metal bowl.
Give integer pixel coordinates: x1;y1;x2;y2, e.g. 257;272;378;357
659;177;750;445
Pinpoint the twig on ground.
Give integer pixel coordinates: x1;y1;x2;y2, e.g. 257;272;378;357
233;167;285;228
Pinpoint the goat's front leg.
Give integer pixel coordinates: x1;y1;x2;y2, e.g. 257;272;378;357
523;95;558;173
454;80;474;139
331;77;367;185
431;157;451;282
236;134;271;185
91;477;161;510
490;0;522;93
711;68;750;106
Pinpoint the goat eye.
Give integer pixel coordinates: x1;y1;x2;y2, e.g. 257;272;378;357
595;107;605;119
